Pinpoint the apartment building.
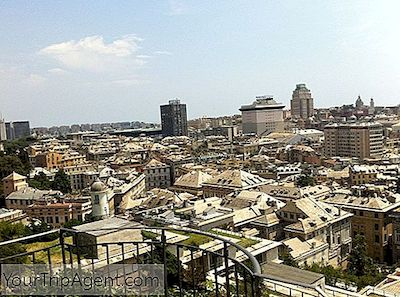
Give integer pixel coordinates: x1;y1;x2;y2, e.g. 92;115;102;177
277;197;353;266
322;189;400;263
349;165;378;185
2;172;28;197
324;122;384;159
5;188;62;210
26;197;92;228
143;159;171;190
63;163;97;192
33;150;86;170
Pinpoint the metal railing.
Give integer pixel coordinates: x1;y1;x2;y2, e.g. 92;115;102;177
0;226;331;297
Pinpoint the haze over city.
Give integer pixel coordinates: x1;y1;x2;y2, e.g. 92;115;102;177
1;0;400;127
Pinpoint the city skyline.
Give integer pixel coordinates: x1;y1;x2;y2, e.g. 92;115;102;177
1;0;400;127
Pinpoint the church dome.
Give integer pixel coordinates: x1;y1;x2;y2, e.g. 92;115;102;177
91;179;107;192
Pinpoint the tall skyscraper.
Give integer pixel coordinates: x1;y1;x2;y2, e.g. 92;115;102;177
290;83;314;119
160;99;188;137
5;121;31;140
240;95;284;136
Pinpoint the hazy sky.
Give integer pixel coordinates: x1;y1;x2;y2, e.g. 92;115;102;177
1;0;399;127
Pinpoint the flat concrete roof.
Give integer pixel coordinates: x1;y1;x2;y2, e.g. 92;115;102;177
262;262;324;286
73;217;142;237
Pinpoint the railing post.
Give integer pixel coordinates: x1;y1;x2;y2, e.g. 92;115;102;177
214;254;219;297
177;245;182;297
73;231;81;266
234;264;239;297
243;268;248;297
250;274;255;297
161;229;168;297
121;243;127;296
224;242;231;297
60;229;66;265
253;275;260;297
191;248;196;297
105;244;111;295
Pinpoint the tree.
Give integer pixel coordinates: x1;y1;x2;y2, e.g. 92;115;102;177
1;137;34;176
63;219;83;229
28;172;52;190
3;137;35;155
348;235;378;276
0;137;34;195
27;221;51;235
0;155;27;179
26;221;58;242
306;263;342;286
0;221;29;263
0;221;29;240
280;249;299;268
142;245;179;286
302;236;384;290
51;169;71;193
296;174;315;187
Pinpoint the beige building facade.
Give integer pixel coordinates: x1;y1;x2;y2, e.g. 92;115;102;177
290;84;314;119
324;122;384;159
240;96;285;136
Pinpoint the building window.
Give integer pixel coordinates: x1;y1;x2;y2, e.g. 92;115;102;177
375;235;380;243
94;195;100;204
375;224;379;231
359;211;364;216
374;213;379;219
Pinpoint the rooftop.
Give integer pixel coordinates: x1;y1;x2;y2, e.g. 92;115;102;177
2;171;27;181
322;191;400;212
240;96;285;111
203;169;269;189
174;170;213;189
73;217;142;236
262;262;324;286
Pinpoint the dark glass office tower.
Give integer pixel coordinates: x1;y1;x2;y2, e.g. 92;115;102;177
160;99;188;137
6;121;31;140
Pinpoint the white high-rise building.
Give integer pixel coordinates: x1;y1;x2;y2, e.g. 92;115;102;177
0;116;6;141
240;96;284;136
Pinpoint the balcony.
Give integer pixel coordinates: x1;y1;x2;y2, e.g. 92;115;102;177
0;226;336;297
